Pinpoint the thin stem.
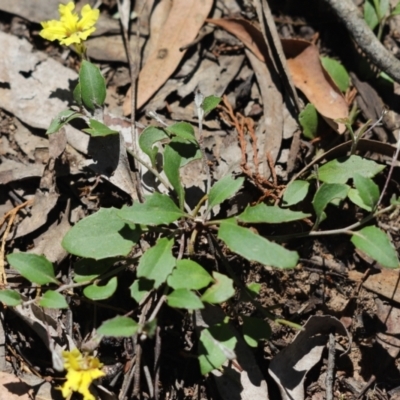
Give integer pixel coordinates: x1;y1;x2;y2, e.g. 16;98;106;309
195;92;212;215
270;203;396;241
192;194;208;218
376;136;400;208
126;148;172;191
204;204;397;241
117;0;144;202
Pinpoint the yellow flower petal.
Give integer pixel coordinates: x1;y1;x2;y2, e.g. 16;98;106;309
39;1;99;48
39;21;68;41
59;349;105;400
77;5;100;31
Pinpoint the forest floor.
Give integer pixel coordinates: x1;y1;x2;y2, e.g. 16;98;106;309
1;0;400;399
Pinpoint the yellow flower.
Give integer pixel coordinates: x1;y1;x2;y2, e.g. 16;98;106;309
60;348;105;400
40;2;99;46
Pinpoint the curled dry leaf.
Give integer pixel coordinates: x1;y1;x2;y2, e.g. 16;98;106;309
282;39;348;133
269;315;350;400
123;0;214;114
207;18;349;133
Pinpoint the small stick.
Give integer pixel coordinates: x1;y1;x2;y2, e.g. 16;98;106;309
117;0;145;202
322;0;400;83
153;326;161;400
325;332;336;400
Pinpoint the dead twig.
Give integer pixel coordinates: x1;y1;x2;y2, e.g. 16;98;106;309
219;96;285;201
117;0;145;202
0;199;34;285
322;0;400;83
325;332;335;400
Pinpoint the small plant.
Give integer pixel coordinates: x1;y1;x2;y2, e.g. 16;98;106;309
1;2;400;399
364;0;400;41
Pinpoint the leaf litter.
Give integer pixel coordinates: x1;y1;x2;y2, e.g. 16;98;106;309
0;0;400;399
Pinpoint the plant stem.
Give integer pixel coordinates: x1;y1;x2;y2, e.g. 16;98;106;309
376;135;400;208
126;148;172;191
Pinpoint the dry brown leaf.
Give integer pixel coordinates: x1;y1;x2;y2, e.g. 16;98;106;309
206;19;348;133
282;39;348;133
143;0;173;64
123;0;214;114
349;269;400;304
207;18;268;62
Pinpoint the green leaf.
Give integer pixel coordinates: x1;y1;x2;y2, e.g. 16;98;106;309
138;126;169;167
73;82;82;106
166;122;196;142
83;277;118;300
317;155;385;184
46;109;81;135
198;320;237;375
246;282;261;299
79;60;106;110
208;175;244;211
167;289;204;310
312;183;349;223
7;253;59;285
218;220;299;269
391;195;400;206
320;57;350;92
168;137;201;167
0;289;22;306
299;103;319;139
201;272;234;304
237;203;311;223
62;208;140;260
137;238;176;288
353;173;380;210
73;258;118;283
391;1;400;15
164;141;185;209
83;119;118;137
364;0;379;30
241;316;271;347
39;290;68;309
98;316;139;337
130;278;153;303
118;193;185;226
351;226;399;268
348;188;373;211
282;180;310;207
202;95;221;115
380;0;390;17
378;71;394;84
167;259;213;290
